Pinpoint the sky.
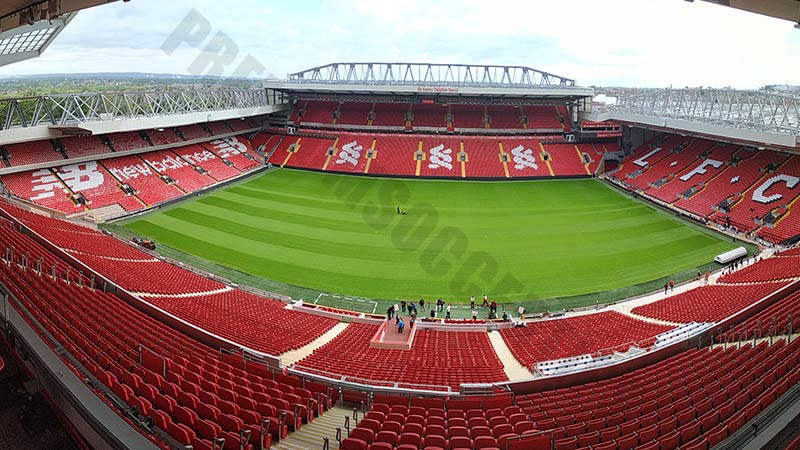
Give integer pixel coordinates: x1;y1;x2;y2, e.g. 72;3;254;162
1;0;798;88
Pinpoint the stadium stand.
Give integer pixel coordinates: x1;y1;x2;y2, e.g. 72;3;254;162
203;136;259;171
139;291;339;357
5;139;62;166
174;144;242;182
229;118;253;132
368;135;418;177
325;133;373;174
0;169;82;213
501;138;555;178
372;103;409;127
465;137;506;178
451;104;486;129
147;128;183;146
522;105;563;131
630;282;791;323
101;154;185;206
0;219;332;448
498;311;673;369
341;394;545;450
647;143;740;205
108;131;150;152
178;125;212;142
726;289;800;339
513;341;798;450
60;135;113;159
412;104;447;129
295;323;508;389
544;144;593;176
299;101;338;125
208;121;233;136
337;102;371;126
345;339;800;450
55;161;142;211
717;256;800;284
672;149;783;217
142;150;215;193
487;105;523;129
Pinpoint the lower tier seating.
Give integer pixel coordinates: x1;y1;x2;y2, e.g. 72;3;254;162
630;282;791;323
498;312;672;369
0;218;335;450
296;323;508;389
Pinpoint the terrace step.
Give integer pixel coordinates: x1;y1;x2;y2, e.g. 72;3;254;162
272;405;353;450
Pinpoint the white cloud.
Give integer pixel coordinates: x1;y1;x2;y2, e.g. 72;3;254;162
0;0;797;88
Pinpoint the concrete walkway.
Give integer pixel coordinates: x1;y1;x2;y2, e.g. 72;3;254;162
272;405;353;450
487;330;534;381
281;322;349;367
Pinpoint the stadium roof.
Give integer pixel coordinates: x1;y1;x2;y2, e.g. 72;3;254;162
585;88;800;150
697;0;800;25
265;62;594;101
0;0;123;67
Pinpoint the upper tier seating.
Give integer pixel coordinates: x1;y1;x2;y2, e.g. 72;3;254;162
296;323;508;389
499;311;672;369
487;105;523;129
60;135;112;159
208;121;233;136
178;125;212;142
109;131;150;151
148;129;184;146
0;217;333;449
522;106;563;130
229;118;253;132
6;140;62;166
337;102;371;126
371;103;409;127
412;104;446;128
299;101;338;125
630;282;791;323
451;105;486;129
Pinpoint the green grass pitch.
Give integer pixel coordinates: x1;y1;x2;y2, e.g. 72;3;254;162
120;169;738;305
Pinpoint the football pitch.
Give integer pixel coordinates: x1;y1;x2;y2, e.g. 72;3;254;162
119;169;739;307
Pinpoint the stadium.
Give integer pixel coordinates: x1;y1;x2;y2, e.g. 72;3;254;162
1;1;800;450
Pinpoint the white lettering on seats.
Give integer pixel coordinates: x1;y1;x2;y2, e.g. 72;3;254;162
730;176;740;184
210;136;247;158
146;154;190;173
181;150;217;164
58;162;105;192
335;141;363;166
30;169;61;200
110;163;154;181
633;148;661;167
679;159;724;182
428;144;453;170
510;145;538;170
752;174;800;204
